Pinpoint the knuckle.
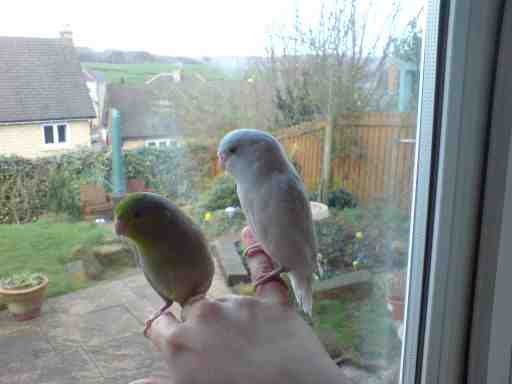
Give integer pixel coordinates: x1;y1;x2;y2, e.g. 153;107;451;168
193;300;222;321
164;327;188;353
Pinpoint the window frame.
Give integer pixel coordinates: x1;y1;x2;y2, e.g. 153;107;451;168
402;0;505;383
468;1;512;382
41;122;71;147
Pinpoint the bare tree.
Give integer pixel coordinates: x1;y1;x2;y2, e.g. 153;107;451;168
150;69;275;142
263;0;400;201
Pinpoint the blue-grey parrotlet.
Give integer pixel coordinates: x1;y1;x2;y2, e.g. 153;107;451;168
114;192;214;335
218;129;316;315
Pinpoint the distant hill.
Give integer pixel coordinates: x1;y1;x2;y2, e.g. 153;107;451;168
78;47;267;85
82;62;230;85
76;47;202;65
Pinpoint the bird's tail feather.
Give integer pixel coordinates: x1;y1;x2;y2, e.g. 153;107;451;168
289;272;313;317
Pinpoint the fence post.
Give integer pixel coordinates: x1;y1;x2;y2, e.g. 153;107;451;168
319;117;334;202
386;134;400;202
111;108;126;202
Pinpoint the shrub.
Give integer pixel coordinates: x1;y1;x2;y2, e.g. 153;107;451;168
0;156;51;224
314;210;351;278
308;188;358;209
0;272;45;290
327;188;358;209
341;200;410;268
197;175;240;216
200;209;246;239
47;166;81;219
0;142;213;223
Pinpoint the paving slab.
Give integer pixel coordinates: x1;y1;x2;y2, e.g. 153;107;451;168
42;305;141;350
85;333;169;381
0;267;231;383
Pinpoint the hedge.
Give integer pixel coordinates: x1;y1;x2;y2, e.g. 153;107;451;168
0;143;212;224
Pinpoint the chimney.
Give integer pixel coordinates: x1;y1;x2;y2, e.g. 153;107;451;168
59;25;73;46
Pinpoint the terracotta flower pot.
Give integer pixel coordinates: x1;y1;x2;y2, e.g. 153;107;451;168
0;276;48;321
387;295;405;321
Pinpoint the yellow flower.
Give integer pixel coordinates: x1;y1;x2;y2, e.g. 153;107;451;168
355;231;364;240
204;212;212;222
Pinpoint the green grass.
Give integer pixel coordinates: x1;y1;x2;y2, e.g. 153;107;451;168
82;62;229;84
0;219;111;297
313;285;401;362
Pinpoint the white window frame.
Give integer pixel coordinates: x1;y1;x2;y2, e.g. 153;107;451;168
402;0;505;383
41;122;71;147
468;1;512;383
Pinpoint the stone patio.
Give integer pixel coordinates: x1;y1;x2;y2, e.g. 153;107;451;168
0;257;231;384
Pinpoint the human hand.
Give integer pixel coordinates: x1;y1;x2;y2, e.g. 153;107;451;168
130;227;346;384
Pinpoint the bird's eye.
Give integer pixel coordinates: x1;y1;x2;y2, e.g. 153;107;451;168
229;146;237;154
133;210;142;219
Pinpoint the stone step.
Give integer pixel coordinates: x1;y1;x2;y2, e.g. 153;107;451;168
313;270;372;300
211;234;250;287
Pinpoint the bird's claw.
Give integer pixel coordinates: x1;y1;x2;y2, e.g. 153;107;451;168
143;317;156;338
143;304;173;338
243;242;266;258
253;266;286;288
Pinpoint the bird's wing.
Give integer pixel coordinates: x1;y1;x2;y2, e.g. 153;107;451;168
250;172;317;272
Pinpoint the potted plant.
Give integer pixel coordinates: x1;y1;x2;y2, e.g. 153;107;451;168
0;272;48;321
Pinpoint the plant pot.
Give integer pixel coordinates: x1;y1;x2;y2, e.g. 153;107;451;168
387;295;405;321
0;276;48;321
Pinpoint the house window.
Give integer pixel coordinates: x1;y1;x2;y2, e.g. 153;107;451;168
42;123;69;145
43;125;54;144
57;124;67;143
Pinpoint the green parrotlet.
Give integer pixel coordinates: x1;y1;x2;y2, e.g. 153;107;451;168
114;192;214;336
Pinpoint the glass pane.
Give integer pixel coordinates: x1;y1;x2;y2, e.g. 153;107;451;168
0;1;435;383
57;124;66;143
43;125;54;144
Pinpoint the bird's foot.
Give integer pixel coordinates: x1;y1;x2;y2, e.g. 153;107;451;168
253;265;287;288
243;242;267;258
143;302;173;338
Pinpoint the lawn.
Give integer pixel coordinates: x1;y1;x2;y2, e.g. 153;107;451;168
0;218;111;297
313;284;401;362
82;62;229;84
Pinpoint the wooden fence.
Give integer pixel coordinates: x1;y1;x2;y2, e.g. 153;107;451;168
213;112;417;210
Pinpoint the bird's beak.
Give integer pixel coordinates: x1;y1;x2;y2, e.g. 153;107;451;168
218;152;226;170
114;218;128;237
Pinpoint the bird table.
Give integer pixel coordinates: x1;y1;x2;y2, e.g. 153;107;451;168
310;201;329;221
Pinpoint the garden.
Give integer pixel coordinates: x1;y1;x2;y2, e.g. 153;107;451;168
0;142;410;375
197;173;409;367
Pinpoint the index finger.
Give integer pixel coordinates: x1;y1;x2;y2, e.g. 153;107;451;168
241;227;289;305
146;311;181;353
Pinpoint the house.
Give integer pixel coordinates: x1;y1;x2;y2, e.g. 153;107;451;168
82;68;108;129
0;29;96;158
386;58;419;112
105;84;182;150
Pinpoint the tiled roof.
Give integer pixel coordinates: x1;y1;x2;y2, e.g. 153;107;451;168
0;36;96;123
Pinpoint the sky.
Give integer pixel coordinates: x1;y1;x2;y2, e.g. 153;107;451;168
0;0;424;57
